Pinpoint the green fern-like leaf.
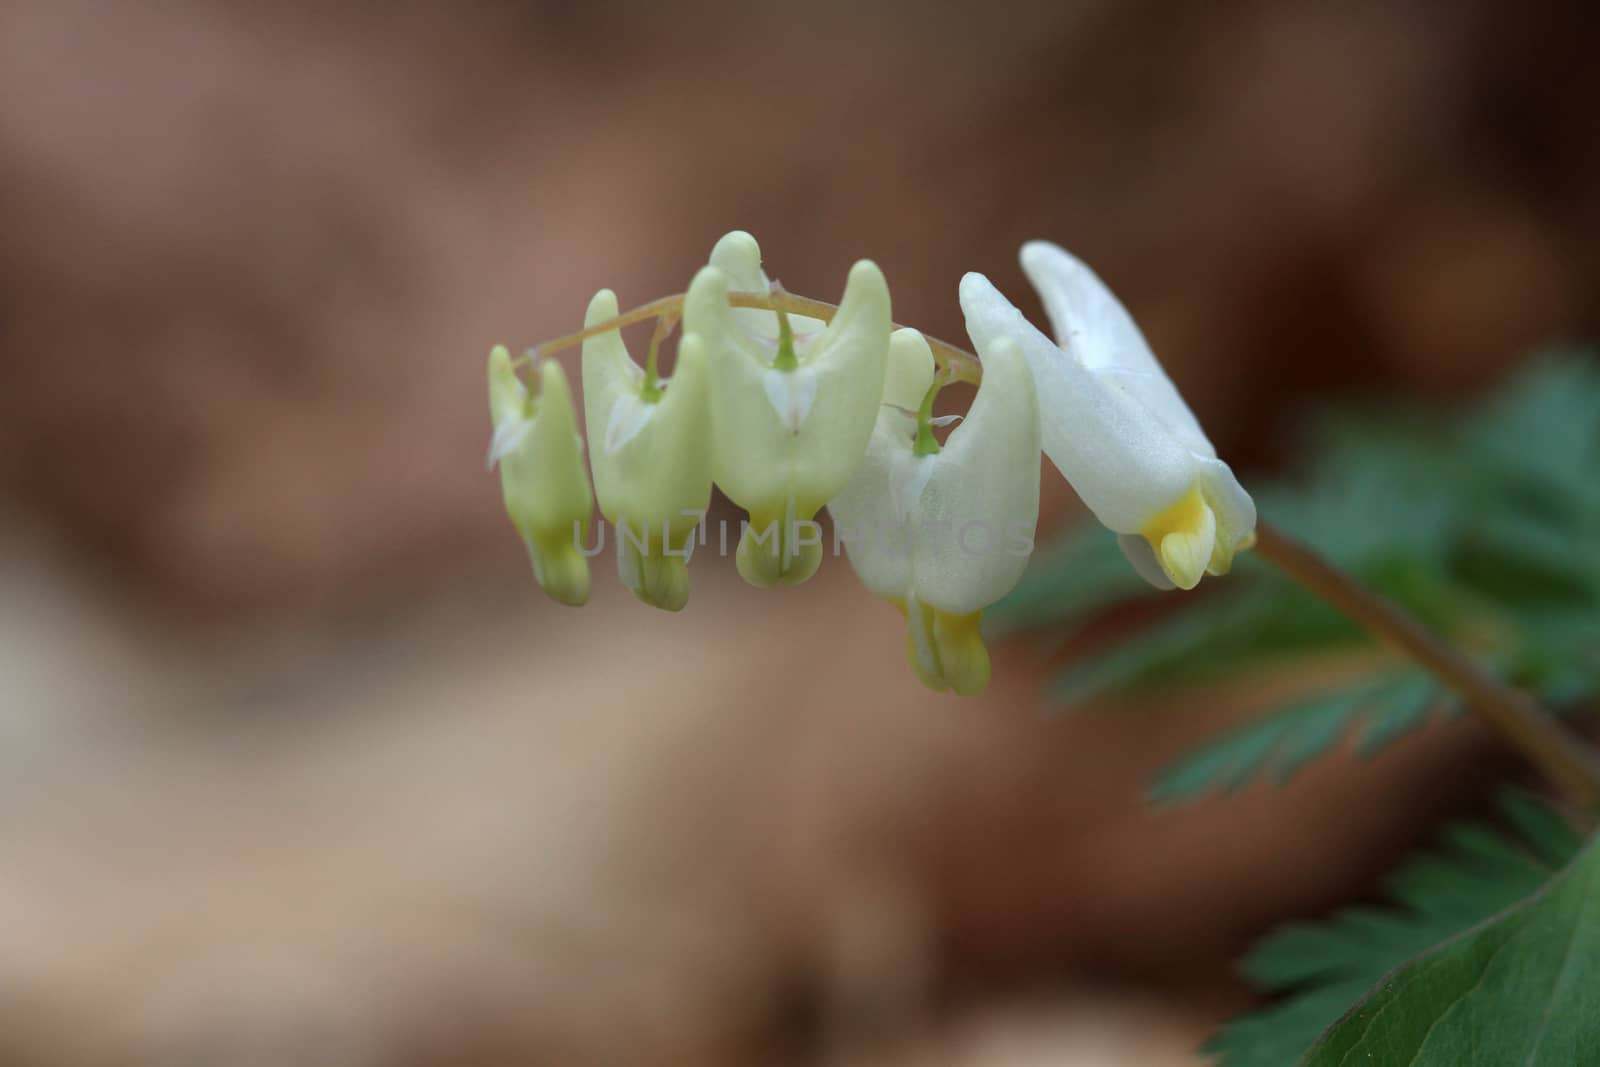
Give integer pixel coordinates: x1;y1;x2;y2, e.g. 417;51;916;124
1207;790;1583;1067
1149;672;1450;804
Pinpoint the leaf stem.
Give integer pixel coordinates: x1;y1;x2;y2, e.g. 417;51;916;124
1251;521;1600;808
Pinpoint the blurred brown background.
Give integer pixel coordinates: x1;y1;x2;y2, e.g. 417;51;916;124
0;2;1594;1064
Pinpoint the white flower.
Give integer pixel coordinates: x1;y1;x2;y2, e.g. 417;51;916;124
581;268;719;612
487;347;594;606
687;231;892;587
827;328;1040;695
959;242;1255;590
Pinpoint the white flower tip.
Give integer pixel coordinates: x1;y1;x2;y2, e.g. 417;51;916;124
844;258;887;294
683;264;729;326
584;288;621;327
1018;239;1081;275
709;230;765;291
884;329;935;414
957;271;1027;336
711;229;760;259
958;270;996;302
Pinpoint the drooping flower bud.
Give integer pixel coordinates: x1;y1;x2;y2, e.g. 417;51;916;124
487;347;594;606
828;328;1041;695
581;271;717;611
686;231;892;588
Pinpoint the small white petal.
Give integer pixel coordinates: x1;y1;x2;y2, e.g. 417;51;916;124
486;416;533;470
762;365;818;434
604;393;655;456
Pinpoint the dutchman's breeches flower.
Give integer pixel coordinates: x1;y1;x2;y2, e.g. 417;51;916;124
488;230;1258;691
828;328;1041;695
687;231;892;588
487;347;594;606
581;269;718;612
959;242;1255;591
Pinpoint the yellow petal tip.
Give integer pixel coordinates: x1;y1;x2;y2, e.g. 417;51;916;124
1141;484;1217;592
734;507;824;588
898;599;991;696
529;536;591;607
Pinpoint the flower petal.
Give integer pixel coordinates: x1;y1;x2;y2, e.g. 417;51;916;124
1197;456;1257;573
1116;533;1177;590
487;344;528;428
882;327;935;415
1019;241;1213;455
491;356;594;606
604;393;655;455
583;288;713;532
913;334;1040;614
960;270;1194;534
708;230;768;292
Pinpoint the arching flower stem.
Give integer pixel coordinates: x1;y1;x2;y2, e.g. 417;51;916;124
521;290;982;385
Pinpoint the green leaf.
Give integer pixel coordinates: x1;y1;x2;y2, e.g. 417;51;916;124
1208;791;1582;1067
1048;586;1288;703
1149;672;1447;804
1464;352;1600;514
1303;829;1600;1066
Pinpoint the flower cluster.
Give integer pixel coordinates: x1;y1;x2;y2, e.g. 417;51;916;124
488;232;1255;694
